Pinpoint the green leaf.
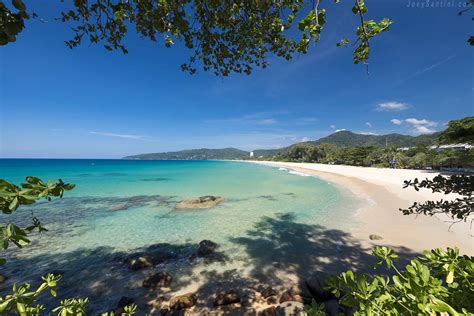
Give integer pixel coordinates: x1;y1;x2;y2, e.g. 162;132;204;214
12;0;26;11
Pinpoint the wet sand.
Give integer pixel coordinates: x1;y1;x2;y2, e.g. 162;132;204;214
252;161;473;255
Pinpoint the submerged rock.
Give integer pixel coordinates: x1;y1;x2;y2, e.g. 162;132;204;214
127;255;155;270
214;290;241;306
126;249;176;270
176;196;225;209
170;293;197;310
275;301;305;316
197;240;218;257
114;296;134;314
0;275;7;285
369;234;383;240
143;272;172;289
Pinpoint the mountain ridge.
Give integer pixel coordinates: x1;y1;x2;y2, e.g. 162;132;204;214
123;131;439;160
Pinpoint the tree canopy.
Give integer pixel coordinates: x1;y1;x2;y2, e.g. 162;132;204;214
438;116;474;145
1;0;393;76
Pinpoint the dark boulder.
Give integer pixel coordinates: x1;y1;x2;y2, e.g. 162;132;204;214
127;255;155;270
369;234;383;240
143;272;172;289
197;240;218;257
214;290;241;306
169;293;197;310
115;296;134;314
0;275;8;285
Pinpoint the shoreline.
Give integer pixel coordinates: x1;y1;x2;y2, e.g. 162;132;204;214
250;161;473;256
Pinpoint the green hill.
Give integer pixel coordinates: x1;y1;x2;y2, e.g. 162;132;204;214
123;131;439;160
311;130;438;147
124;148;249;160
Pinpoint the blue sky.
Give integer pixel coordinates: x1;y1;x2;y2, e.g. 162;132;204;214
1;0;472;158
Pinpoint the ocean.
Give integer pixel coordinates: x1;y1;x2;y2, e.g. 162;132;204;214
0;159;363;312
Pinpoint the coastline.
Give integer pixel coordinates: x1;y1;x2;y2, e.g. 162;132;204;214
250;161;473;256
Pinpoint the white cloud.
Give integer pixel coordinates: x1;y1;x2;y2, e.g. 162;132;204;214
391;119;402;125
89;131;146;140
365;122;372;128
405;118;437;127
334;129;346;133
404;118;438;134
330;125;336;129
257;118;278;125
301;137;310;142
358;131;379;135
376;101;410;111
413;126;436;134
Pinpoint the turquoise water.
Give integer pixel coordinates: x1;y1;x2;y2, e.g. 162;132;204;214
0;159;363;312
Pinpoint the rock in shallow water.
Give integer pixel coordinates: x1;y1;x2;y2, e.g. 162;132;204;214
197;240;218;257
114;296;134;314
175;196;225;209
143;272;172;289
170;293;197;310
214;290;241;306
0;275;7;285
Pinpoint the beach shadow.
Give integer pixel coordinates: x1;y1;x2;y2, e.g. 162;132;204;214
0;214;419;314
230;212;417;288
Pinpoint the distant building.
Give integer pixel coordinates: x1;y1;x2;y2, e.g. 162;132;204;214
429;144;473;152
250;151;254;157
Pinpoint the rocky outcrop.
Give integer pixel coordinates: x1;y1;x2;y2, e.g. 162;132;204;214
169;293;197;310
214;290;241;306
143;272;172;289
176;196;225;209
197;240;218;257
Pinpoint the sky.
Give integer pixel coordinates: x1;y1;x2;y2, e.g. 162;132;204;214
1;0;472;158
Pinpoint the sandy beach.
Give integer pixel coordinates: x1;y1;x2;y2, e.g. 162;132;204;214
251;161;473;256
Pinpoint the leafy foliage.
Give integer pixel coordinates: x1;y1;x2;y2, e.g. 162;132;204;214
0;0;393;76
0;177;137;315
0;0;28;45
271;142;473;169
323;246;474;315
400;174;474;226
0;177;75;264
438;116;474;145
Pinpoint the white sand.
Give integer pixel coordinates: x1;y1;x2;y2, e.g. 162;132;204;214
251;161;473;255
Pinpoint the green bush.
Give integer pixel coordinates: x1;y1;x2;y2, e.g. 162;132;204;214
305;247;473;315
